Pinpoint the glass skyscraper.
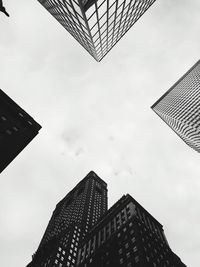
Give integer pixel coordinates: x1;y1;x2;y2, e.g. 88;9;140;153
38;0;156;61
151;60;200;153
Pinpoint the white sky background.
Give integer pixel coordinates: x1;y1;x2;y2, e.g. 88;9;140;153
0;0;200;266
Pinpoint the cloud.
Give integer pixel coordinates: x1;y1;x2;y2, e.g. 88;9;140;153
0;0;200;266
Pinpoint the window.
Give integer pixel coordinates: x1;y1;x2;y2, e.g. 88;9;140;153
125;242;129;249
6;129;12;135
1;115;7;121
135;256;139;263
130;229;134;235
126;252;130;258
95;185;102;194
13;126;19;131
133;246;137;252
118;248;122;254
19;112;24;117
131;237;136;243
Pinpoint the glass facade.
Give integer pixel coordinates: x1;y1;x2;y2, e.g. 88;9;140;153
152;60;200;153
38;0;156;61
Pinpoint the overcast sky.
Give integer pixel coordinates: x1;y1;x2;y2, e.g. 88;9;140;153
0;0;200;266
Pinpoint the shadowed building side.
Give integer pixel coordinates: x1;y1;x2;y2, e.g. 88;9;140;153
26;172;186;267
151;60;200;153
0;89;41;173
77;194;186;267
27;171;108;267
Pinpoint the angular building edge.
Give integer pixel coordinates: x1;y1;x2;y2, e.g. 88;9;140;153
151;59;200;109
0;89;42;131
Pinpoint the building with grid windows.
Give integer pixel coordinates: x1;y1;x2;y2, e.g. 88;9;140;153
151;60;200;153
27;171;108;267
27;172;186;267
0;89;41;173
38;0;156;61
77;194;186;267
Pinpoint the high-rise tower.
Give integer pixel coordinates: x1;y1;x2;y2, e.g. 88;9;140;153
38;0;156;61
0;89;41;173
27;172;186;266
151;60;200;153
77;194;186;267
27;171;108;266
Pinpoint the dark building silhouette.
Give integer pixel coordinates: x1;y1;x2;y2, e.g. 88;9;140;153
77;194;186;267
0;89;41;173
27;172;186;267
27;171;108;266
37;0;156;61
151;60;200;153
0;0;9;17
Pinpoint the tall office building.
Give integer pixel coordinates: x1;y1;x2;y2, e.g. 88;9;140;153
27;171;108;266
77;194;186;267
27;172;186;267
0;89;41;173
151;60;200;153
38;0;156;61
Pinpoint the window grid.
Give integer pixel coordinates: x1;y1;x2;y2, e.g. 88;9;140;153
152;61;200;153
38;0;156;61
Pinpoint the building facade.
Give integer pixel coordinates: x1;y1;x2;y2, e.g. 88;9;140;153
27;171;108;267
151;60;200;153
77;194;186;267
0;89;41;173
38;0;156;61
27;172;186;267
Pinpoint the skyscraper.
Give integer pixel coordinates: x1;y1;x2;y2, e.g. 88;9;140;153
27;172;186;267
0;89;41;173
151;60;200;153
38;0;156;61
27;171;108;266
77;194;186;267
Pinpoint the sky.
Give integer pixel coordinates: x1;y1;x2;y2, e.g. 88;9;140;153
0;0;200;266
